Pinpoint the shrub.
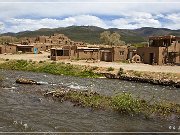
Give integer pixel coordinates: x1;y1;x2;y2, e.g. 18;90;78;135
91;66;98;70
107;67;114;71
117;68;124;76
112;93;141;114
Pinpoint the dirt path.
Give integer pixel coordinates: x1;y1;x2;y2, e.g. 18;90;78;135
0;53;179;73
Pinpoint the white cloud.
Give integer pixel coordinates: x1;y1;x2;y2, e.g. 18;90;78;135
3;15;108;33
0;13;165;33
0;0;179;32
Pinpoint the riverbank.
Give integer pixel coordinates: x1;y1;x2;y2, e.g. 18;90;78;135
103;69;180;88
0;53;180;73
0;59;102;78
0;59;180;87
44;89;180;120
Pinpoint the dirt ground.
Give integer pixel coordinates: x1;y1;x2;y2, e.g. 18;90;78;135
0;52;179;73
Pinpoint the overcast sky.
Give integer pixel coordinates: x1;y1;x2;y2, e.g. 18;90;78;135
0;0;180;33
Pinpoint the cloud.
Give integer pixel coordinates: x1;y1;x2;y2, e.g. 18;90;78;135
0;0;179;32
3;15;108;33
0;13;172;33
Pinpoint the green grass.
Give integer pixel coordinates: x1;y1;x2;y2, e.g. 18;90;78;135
107;67;114;71
46;90;180;119
0;60;102;78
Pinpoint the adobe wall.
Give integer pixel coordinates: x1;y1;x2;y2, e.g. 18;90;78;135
168;42;180;64
113;46;128;61
0;45;5;54
137;47;162;65
77;50;99;60
51;56;70;61
0;45;17;54
34;44;52;52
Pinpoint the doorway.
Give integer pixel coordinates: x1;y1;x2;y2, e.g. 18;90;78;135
149;53;154;65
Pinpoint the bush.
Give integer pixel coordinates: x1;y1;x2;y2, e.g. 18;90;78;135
107;67;114;71
117;68;124;76
91;66;98;70
112;93;141;114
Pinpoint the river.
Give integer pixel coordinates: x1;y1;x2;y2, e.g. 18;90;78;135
0;69;179;133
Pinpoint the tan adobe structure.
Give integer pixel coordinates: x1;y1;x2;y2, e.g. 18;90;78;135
72;46;100;60
16;44;34;53
50;46;71;61
35;34;72;45
0;44;17;54
132;53;141;63
100;46;128;62
137;35;180;65
50;44;129;62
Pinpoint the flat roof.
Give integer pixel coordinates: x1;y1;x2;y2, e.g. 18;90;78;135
77;47;99;50
17;45;34;47
51;48;69;50
149;35;176;40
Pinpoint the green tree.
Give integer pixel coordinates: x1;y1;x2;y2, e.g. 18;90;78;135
100;31;125;46
100;31;111;45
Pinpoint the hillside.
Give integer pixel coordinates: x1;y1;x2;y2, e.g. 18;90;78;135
1;26;180;44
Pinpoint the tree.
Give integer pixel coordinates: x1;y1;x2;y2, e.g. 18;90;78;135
100;31;125;46
100;31;111;45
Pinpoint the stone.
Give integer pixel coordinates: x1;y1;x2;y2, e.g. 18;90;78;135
16;78;37;84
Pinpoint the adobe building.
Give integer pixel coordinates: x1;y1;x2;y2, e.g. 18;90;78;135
16;44;34;53
35;34;72;45
100;46;128;62
50;46;71;60
71;46;100;60
0;44;17;54
33;43;52;53
137;35;180;65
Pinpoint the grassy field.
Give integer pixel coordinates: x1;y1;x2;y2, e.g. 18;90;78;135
0;60;102;78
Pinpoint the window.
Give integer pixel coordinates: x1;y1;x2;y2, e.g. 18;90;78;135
57;50;63;56
120;51;124;55
84;51;87;54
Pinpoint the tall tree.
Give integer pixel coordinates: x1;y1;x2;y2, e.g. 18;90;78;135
100;31;111;45
100;31;125;46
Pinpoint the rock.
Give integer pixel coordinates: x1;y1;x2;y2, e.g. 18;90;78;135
175;82;180;88
16;78;37;85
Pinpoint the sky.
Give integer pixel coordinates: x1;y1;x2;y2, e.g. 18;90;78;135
0;0;180;33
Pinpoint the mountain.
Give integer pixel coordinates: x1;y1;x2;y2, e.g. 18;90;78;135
1;26;180;44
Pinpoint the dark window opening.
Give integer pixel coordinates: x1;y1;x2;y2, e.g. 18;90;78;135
120;51;124;55
57;50;63;56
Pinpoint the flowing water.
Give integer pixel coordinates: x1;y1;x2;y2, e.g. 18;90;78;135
0;69;180;133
